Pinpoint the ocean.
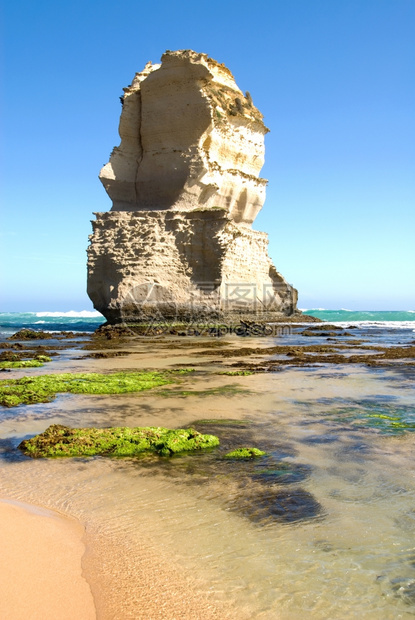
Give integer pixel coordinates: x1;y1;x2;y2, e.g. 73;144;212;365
301;309;415;324
0;309;414;338
0;311;105;337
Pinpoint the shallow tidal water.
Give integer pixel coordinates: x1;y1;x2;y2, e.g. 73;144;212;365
1;336;415;619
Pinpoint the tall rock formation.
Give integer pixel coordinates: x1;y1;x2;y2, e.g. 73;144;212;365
87;50;298;323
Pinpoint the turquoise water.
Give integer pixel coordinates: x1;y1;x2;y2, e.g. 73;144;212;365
0;311;105;336
302;309;415;322
1;310;414;338
1;309;413;350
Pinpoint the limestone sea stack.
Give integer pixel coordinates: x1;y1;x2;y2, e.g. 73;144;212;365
87;50;298;323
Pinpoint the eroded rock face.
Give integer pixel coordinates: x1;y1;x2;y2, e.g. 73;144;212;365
88;50;298;322
99;50;269;224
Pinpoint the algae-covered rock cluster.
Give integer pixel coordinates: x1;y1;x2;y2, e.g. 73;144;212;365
8;329;88;341
217;370;254;376
8;329;50;340
0;355;52;370
0;370;174;407
19;424;219;458
197;339;415;370
224;447;267;458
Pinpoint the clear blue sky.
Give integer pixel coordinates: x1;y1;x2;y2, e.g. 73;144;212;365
1;0;414;311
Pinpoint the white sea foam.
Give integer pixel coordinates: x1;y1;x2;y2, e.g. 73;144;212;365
277;320;415;330
35;310;103;318
318;320;415;330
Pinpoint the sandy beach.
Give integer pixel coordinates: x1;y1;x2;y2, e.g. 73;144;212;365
0;498;96;620
0;494;234;619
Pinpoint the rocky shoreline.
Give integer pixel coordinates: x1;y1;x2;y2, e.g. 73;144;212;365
1;322;415;617
2;319;414;371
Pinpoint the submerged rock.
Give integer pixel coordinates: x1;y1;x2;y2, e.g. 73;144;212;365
87;49;298;324
240;487;323;524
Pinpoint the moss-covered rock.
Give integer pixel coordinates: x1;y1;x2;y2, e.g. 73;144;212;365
0;352;22;362
0;360;43;369
224;447;267;459
217;370;254;376
8;329;50;340
18;424;219;458
0;370;174;407
0;355;52;369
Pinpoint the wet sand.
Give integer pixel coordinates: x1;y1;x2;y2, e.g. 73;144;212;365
0;495;234;620
0;498;96;620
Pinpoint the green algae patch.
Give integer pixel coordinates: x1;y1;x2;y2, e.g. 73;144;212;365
0;356;52;369
310;400;415;435
18;424;220;458
0;371;173;407
216;370;254;376
157;384;251;398
196;418;252;426
224;447;267;459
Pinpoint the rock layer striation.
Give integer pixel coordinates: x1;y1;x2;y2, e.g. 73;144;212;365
88;50;298;322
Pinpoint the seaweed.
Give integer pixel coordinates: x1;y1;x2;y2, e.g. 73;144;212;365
0;355;52;369
0;370;175;407
216;370;254;376
19;424;219;458
224;447;267;459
